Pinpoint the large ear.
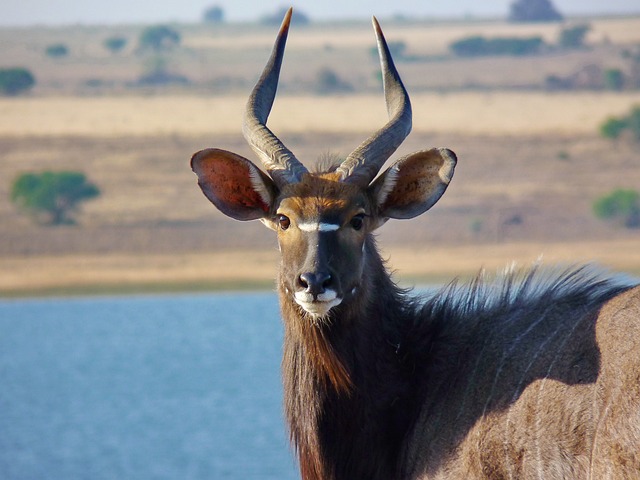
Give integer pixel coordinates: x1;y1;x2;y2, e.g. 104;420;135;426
191;148;277;221
370;147;456;220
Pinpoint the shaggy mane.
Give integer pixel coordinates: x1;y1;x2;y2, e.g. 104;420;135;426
423;263;634;320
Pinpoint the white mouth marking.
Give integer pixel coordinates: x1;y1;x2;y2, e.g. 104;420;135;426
294;289;342;316
298;222;340;232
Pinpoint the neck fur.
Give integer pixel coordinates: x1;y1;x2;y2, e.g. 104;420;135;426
279;236;418;480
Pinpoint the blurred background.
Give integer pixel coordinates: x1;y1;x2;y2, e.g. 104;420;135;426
1;2;639;479
0;0;639;294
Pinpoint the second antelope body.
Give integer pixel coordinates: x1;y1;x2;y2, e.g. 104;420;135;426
191;8;640;480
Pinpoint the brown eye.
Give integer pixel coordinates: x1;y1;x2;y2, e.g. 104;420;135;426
350;214;364;231
278;214;290;230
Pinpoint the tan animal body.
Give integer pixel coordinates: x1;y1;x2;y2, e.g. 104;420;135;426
191;8;640;480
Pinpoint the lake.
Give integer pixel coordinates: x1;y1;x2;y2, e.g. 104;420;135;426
0;292;298;480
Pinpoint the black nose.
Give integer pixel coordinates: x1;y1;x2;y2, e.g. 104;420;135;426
298;272;332;296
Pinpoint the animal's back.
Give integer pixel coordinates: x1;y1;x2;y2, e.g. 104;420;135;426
403;278;640;479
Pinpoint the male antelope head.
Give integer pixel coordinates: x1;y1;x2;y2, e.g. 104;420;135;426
191;9;456;322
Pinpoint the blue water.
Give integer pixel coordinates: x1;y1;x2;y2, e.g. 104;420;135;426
0;293;298;480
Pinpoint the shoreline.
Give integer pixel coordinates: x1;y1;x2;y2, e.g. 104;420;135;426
2;240;638;299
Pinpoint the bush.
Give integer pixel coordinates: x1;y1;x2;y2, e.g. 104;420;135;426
137;70;189;86
203;5;225;23
137;55;189;86
600;105;640;141
627;106;640;140
600;117;628;139
0;68;35;95
314;68;353;94
604;69;625;91
104;36;128;53
10;171;100;225
139;25;181;52
558;24;590;49
45;43;69;57
450;36;545;57
508;0;563;22
593;189;640;228
261;7;310;26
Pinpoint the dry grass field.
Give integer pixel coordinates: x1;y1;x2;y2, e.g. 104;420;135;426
1;16;639;296
2;91;640;137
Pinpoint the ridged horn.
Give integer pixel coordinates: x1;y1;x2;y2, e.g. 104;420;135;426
242;7;308;187
336;16;412;186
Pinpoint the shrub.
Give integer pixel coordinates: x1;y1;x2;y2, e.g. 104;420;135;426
104;36;128;53
593;189;640;228
450;36;544;57
203;5;225;23
508;0;563;22
604;69;625;91
137;55;189;86
600;117;628;139
10;171;100;225
139;25;181;52
45;43;69;57
0;68;35;95
600;105;640;141
558;24;590;49
261;7;310;26
314;68;353;94
627;106;640;140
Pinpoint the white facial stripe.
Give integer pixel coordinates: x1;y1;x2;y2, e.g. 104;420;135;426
297;222;340;232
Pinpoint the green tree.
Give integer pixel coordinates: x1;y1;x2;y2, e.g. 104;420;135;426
10;171;100;225
104;36;128;53
600;116;628;139
139;25;181;52
604;69;625;91
45;43;69;57
450;36;544;57
558;24;590;49
261;7;310;26
627;106;640;140
508;0;563;22
593;189;640;228
600;105;640;141
203;5;225;23
314;68;353;94
137;55;189;86
0;68;35;95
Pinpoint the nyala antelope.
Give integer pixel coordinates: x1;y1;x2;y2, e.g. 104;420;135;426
191;8;640;480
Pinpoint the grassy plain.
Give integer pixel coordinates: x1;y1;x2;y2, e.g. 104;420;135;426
1;16;639;296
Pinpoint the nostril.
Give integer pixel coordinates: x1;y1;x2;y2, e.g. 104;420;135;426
298;272;331;296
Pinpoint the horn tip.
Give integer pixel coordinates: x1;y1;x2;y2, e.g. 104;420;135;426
282;7;293;29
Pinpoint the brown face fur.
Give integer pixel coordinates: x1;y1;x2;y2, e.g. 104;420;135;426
269;173;374;320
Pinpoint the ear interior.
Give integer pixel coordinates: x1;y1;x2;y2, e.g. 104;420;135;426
371;147;456;220
191;148;276;221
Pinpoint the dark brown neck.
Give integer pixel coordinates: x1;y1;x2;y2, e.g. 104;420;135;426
279;237;428;480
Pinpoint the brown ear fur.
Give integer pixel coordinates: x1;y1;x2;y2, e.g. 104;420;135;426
371;147;456;220
191;148;276;221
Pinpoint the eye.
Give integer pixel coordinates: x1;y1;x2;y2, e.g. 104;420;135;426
278;214;290;230
350;214;365;231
